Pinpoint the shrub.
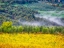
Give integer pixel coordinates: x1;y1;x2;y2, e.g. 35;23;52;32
61;29;64;34
6;28;12;33
34;26;40;33
2;21;12;28
23;26;29;33
11;26;17;32
17;26;24;32
0;26;2;32
49;27;55;34
1;21;12;32
42;27;49;34
55;27;62;32
31;26;35;33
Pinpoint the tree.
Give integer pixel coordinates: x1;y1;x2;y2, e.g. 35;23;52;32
17;26;24;32
1;21;12;32
42;27;49;34
2;21;12;28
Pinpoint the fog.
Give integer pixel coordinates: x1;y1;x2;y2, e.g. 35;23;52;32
18;11;64;26
18;15;64;26
14;1;64;26
18;20;41;26
18;19;49;26
35;14;64;26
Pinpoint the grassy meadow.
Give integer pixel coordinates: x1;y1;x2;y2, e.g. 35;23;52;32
0;33;64;48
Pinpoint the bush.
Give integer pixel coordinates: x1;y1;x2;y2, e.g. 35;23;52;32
42;27;49;34
2;21;12;28
55;27;62;32
17;26;24;32
61;29;64;34
49;27;55;34
1;21;12;33
23;26;29;33
11;26;17;32
6;28;12;33
0;26;2;32
34;26;40;33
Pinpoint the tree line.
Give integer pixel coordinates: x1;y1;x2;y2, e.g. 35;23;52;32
0;21;64;34
0;0;64;4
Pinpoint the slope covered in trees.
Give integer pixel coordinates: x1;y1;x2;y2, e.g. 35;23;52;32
0;0;64;26
0;0;64;4
0;1;39;25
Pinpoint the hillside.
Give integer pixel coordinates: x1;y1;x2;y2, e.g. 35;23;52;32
0;2;39;25
0;0;64;26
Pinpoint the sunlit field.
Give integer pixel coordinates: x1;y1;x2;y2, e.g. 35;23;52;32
0;33;64;48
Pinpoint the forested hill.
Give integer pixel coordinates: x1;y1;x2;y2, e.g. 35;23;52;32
0;0;64;4
0;0;64;26
0;0;64;7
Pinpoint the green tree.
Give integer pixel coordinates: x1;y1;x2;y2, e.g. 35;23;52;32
1;21;12;32
49;27;55;34
42;27;49;34
17;26;24;32
2;21;12;28
0;26;2;32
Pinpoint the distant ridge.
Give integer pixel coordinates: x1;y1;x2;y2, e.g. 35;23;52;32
0;0;64;4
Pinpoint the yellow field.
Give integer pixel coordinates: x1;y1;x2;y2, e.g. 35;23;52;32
0;33;64;48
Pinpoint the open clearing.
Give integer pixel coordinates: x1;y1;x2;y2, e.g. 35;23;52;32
0;33;64;48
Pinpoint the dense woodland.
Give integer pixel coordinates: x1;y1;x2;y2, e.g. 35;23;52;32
0;0;64;6
0;5;38;24
0;0;39;25
0;0;64;25
0;0;64;3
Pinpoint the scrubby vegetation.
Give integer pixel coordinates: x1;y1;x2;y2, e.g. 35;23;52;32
0;21;64;34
